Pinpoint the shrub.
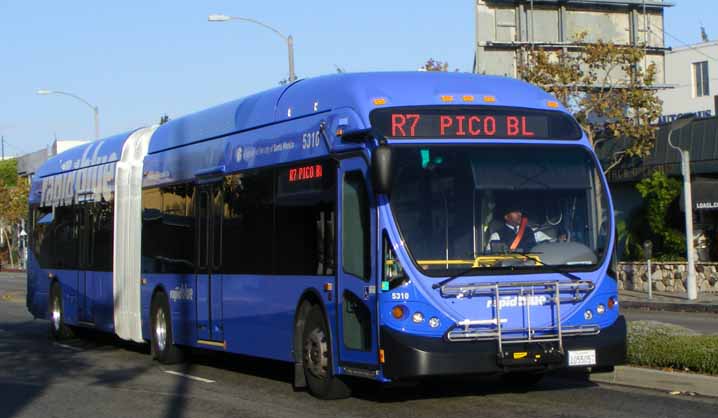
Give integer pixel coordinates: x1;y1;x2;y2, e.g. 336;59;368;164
635;171;685;261
627;321;718;375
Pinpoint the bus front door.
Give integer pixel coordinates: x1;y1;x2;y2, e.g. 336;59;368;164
195;181;224;343
336;158;379;370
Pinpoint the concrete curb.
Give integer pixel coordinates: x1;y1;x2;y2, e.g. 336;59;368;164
589;366;718;398
621;300;718;314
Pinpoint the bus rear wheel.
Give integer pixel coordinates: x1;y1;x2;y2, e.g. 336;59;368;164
49;282;74;340
302;305;351;400
151;293;183;364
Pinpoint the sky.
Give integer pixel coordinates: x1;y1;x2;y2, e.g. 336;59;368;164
0;0;715;156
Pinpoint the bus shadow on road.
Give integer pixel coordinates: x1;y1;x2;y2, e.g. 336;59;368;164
0;320;97;418
349;372;598;402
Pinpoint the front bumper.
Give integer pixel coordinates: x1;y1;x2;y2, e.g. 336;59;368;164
381;315;626;379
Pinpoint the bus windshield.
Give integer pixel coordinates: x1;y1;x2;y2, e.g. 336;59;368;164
389;145;610;276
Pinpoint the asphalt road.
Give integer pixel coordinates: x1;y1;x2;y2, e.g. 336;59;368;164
1;272;716;418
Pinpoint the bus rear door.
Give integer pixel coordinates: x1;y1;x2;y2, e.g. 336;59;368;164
336;158;379;370
195;181;224;344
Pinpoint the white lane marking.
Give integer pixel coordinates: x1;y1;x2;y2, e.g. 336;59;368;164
163;370;215;383
53;343;83;352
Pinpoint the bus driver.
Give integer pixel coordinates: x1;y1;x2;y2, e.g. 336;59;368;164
488;206;537;253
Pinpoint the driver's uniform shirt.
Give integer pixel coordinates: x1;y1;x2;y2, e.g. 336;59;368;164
486;223;551;251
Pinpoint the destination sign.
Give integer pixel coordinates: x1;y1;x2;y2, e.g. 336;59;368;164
277;161;331;197
370;106;582;140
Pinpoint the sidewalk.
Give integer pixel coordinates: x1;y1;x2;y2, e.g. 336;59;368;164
620;289;718;313
589;366;718;398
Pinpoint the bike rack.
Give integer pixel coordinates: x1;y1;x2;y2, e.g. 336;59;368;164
441;280;598;357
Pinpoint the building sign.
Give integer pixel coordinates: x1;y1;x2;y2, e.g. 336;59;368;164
370;106;582;140
659;110;712;125
681;178;718;211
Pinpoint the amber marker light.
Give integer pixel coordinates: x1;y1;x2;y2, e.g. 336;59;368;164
547;100;560;108
462;95;475;102
379;349;385;364
391;305;406;320
373;98;387;105
607;297;617;310
483;95;496;103
440;95;454;102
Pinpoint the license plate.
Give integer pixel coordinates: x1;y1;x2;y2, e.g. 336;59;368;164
568;349;596;366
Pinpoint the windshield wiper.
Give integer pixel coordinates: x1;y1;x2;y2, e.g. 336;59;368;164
431;252;583;290
432;266;487;289
510;252;583;282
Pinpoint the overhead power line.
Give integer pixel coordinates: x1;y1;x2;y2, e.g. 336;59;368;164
646;24;718;62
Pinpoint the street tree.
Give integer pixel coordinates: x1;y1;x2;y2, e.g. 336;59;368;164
420;58;459;72
421;58;449;72
517;33;662;173
0;159;17;186
0;174;29;269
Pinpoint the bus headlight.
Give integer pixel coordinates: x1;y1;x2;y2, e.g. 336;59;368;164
584;310;593;320
596;304;606;315
412;312;425;323
428;317;441;328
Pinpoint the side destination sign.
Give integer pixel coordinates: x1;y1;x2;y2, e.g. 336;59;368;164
40;141;118;208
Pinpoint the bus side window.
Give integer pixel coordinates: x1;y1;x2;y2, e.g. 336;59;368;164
342;171;370;280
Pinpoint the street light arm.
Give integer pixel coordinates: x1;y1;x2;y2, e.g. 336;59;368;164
49;90;98;112
37;89;100;139
225;16;289;41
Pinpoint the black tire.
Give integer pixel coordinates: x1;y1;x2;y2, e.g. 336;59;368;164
501;371;545;387
150;292;183;364
302;305;351;400
49;282;75;340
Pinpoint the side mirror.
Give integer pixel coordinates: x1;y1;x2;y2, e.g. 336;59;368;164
372;144;392;195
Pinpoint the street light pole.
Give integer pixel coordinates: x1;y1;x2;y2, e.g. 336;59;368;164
208;14;296;82
36;89;100;139
667;114;697;300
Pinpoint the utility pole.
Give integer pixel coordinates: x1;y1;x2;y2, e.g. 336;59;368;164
1;136;4;160
668;114;698;300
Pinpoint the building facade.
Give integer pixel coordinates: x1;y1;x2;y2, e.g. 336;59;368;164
16;139;87;181
599;112;718;262
658;40;718;124
474;0;670;82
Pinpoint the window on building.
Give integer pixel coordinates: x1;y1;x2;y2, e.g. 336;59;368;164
694;61;710;97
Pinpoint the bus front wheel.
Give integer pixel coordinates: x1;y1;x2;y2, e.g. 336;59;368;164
302;305;351;400
150;293;183;364
49;282;74;340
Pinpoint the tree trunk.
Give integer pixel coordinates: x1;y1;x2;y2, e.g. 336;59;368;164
2;228;13;269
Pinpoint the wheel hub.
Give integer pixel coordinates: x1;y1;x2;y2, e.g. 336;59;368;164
155;309;167;352
51;296;61;332
304;327;329;379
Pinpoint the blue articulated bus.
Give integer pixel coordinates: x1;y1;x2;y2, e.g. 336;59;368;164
27;72;626;399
